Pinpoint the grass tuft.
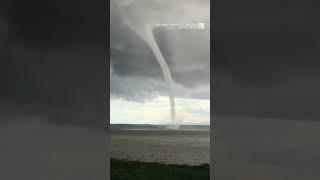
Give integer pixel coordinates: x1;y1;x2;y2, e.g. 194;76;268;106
111;158;210;180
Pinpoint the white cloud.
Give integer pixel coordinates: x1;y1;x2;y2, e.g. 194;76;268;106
111;96;210;125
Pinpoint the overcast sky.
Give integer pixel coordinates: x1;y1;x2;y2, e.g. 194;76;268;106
214;0;320;120
110;0;210;125
0;0;107;127
0;1;108;179
214;0;320;179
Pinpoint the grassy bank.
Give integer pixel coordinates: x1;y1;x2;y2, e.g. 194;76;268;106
111;158;210;180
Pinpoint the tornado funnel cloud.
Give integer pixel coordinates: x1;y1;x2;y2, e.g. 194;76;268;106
145;26;176;125
123;16;178;127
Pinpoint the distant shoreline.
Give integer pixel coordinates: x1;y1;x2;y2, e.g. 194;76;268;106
110;124;210;130
113;128;210;131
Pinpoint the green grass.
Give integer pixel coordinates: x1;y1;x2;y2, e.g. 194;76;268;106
111;158;210;180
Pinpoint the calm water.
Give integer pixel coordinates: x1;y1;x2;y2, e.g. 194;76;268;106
111;129;210;165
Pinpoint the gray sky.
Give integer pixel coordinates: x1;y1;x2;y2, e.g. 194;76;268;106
0;0;107;127
0;1;108;179
214;0;320;120
214;0;320;179
110;0;210;101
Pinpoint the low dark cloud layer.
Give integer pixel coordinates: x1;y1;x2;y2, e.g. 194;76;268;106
1;1;109;179
213;1;320;179
0;0;108;127
110;0;210;101
214;0;320;120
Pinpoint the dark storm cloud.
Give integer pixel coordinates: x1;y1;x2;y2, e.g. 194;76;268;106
214;0;320;120
110;0;210;101
0;0;107;127
111;27;210;87
4;0;106;47
110;71;165;102
0;1;109;179
213;1;320;179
